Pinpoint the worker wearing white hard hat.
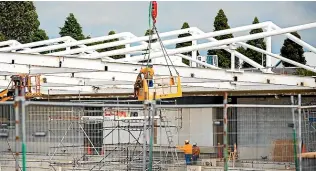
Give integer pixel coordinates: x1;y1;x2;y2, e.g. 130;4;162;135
176;140;192;165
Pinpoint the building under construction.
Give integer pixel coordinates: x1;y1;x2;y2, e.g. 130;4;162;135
1;2;316;171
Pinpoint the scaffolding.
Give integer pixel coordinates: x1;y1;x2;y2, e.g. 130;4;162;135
23;100;182;171
2;96;316;171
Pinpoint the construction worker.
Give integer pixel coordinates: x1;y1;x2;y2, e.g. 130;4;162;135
176;140;193;165
192;143;200;165
140;64;154;87
133;73;143;97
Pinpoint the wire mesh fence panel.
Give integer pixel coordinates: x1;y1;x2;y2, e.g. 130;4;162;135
0;102;19;171
20;102;186;171
301;105;316;171
229;107;297;170
3;99;316;171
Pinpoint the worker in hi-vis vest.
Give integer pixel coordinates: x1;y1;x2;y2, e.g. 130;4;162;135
140;64;154;87
176;140;193;165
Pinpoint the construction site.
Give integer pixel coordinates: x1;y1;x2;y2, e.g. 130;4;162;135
1;1;316;171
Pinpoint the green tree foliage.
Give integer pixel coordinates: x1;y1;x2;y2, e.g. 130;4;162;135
280;32;306;67
0;1;40;43
86;31;125;59
145;29;157;43
59;13;85;40
175;22;200;66
242;17;266;68
294;68;316;76
0;32;5;41
30;28;50;54
102;30;125;59
32;28;49;42
207;9;233;68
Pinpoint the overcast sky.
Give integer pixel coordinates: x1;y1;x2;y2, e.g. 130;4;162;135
34;1;316;62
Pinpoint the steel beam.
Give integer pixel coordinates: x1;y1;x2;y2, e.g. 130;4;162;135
191;28;265;70
100;22;270;59
0;51;315;88
49;28;194;56
122;22;316;63
237;42;316;73
270;23;316;55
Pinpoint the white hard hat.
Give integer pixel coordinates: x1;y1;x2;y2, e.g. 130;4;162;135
193;143;197;146
184;140;189;143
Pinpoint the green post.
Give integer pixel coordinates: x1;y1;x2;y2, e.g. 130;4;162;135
293;129;299;171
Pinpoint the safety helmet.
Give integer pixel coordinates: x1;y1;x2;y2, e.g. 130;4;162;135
193;143;197;146
184;140;189;144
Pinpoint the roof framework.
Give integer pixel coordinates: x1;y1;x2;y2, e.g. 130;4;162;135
0;21;316;97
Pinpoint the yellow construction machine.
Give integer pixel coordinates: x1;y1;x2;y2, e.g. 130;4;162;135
0;74;42;102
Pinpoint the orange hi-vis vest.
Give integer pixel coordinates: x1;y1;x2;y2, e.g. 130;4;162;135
192;146;200;156
177;144;193;154
140;67;154;79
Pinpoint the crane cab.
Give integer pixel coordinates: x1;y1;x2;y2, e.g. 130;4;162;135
137;75;182;101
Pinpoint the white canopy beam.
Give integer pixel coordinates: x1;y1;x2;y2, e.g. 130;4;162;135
20;32;146;54
190;27;265;71
123;22;316;64
0;51;314;87
270;23;316;54
97;22;270;59
237;42;316;73
49;28;194;56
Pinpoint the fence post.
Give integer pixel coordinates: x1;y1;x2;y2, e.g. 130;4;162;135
14;88;20;171
291;96;299;171
223;92;228;171
298;94;302;171
21;88;26;171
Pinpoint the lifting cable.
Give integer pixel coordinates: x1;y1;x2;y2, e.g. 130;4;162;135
143;1;179;78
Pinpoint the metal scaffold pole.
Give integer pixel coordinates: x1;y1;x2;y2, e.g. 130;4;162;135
148;100;156;171
143;102;148;170
21;89;26;171
223;92;228;171
291;96;299;171
298;94;302;171
14;88;20;171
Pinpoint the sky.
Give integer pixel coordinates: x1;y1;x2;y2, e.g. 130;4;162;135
34;1;316;63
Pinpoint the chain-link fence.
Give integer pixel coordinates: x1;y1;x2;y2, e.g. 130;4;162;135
1;97;316;171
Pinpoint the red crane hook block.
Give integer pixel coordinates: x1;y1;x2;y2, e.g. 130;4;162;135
151;1;157;23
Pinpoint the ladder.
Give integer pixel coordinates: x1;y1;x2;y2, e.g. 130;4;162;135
160;115;179;167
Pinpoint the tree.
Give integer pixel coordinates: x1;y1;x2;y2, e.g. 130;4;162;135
0;1;40;43
242;17;266;68
59;13;85;40
207;9;233;68
295;68;316;76
101;31;125;59
280;32;306;67
0;32;5;41
236;46;246;68
30;28;50;54
32;28;49;42
175;22;200;66
144;29;157;43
